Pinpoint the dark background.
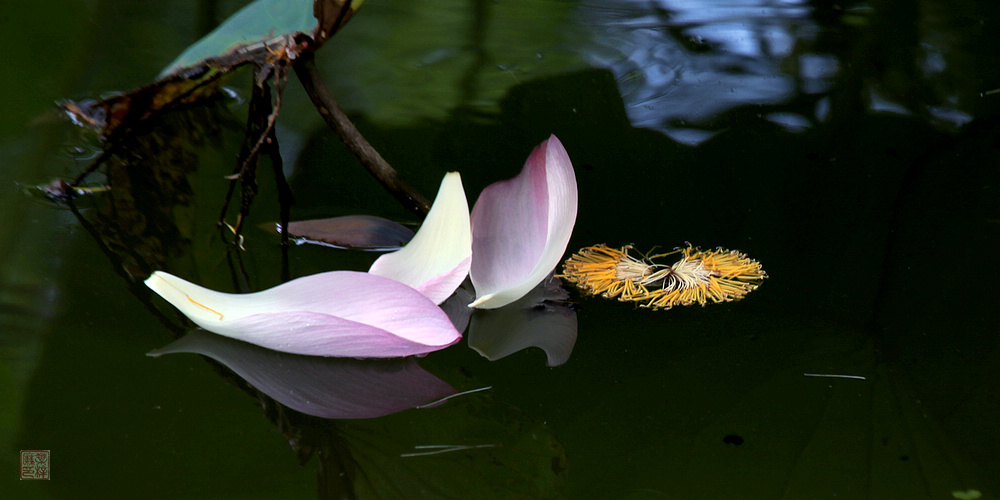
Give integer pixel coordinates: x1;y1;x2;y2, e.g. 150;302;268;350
1;0;997;498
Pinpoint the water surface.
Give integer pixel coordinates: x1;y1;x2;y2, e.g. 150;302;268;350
2;0;998;498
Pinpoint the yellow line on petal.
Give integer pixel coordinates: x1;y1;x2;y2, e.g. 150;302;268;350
186;296;225;320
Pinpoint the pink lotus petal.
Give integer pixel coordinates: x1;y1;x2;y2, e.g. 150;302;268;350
404;255;471;306
469;135;578;309
145;270;461;358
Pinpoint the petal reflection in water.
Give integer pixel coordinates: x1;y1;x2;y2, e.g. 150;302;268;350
148;330;457;419
438;279;476;334
468;275;577;367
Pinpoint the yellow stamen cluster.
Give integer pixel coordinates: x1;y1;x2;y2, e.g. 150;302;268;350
559;244;766;310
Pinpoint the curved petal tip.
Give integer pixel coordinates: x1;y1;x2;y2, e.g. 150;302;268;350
469;135;578;309
369;172;472;304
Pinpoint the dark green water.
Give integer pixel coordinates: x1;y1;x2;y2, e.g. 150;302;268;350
2;0;998;498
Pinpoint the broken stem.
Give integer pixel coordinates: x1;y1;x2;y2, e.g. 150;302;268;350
293;53;430;217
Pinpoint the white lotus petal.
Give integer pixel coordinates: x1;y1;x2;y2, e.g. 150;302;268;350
369;172;472;304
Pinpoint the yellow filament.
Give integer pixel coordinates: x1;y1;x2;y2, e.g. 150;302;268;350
559;244;766;310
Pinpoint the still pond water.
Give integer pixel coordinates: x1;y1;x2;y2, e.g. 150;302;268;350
1;0;999;498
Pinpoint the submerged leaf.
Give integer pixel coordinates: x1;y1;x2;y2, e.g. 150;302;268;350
61;70;229;139
281;215;414;250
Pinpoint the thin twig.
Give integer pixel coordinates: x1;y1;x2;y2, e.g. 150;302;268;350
266;114;294;282
803;373;867;380
293;53;431;217
415;386;493;408
70;143;118;187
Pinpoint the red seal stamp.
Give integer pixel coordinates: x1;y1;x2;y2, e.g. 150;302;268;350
20;450;50;480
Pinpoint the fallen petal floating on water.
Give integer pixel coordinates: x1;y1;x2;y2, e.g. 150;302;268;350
369;172;472;305
145;270;462;358
469;135;578;309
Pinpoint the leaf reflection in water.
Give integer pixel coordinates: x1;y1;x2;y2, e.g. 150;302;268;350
148;329;457;419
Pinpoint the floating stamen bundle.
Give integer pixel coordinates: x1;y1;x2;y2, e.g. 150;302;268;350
560;244;766;310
